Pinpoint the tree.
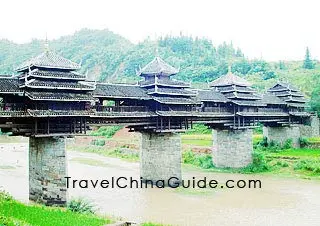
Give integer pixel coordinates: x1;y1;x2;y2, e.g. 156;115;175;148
310;85;320;116
279;61;286;70
303;47;315;69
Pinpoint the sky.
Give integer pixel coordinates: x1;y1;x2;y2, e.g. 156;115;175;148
0;0;319;61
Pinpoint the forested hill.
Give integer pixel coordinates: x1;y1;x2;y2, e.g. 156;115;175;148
0;28;319;98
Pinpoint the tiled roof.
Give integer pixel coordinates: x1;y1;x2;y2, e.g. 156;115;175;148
26;91;94;101
231;100;267;106
268;82;299;92
274;90;304;97
22;79;95;90
224;92;261;100
153;96;196;105
287;103;306;108
0;77;22;93
210;71;251;87
16;51;80;72
137;56;179;76
27;69;86;80
139;79;190;88
197;89;229;102
283;96;306;103
93;84;151;100
217;85;255;93
147;87;196;96
261;93;286;105
289;112;310;116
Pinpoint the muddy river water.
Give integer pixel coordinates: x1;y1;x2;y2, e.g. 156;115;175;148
0;142;320;226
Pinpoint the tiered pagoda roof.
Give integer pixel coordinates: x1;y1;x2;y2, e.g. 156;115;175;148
137;56;179;77
137;56;196;105
261;92;287;106
16;51;80;72
15;48;95;102
268;82;306;108
210;68;265;106
197;89;229;103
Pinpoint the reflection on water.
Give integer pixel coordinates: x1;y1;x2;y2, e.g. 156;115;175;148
0;143;320;226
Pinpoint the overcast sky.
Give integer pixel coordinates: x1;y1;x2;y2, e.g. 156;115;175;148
0;0;319;61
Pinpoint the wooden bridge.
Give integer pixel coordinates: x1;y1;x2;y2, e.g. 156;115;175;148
0;47;318;206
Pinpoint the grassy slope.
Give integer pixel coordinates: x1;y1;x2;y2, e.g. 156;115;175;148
0;197;111;226
0;193;168;226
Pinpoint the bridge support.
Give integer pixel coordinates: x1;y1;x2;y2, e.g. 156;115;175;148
212;129;253;168
263;126;300;148
140;132;181;186
298;115;320;138
29;137;67;206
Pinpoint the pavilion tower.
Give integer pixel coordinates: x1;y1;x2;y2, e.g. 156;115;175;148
15;46;95;206
137;55;195;186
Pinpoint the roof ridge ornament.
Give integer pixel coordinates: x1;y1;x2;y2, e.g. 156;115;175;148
227;65;232;74
44;33;49;56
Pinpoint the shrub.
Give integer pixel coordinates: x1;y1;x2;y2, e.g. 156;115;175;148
0;190;13;201
91;126;122;138
294;159;320;173
299;137;310;148
282;139;293;149
240;152;271;173
185;124;211;134
253;123;263;134
258;136;268;147
274;160;289;168
67;198;96;214
182;150;214;169
90;139;106;146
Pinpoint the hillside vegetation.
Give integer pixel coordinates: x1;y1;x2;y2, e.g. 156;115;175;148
0;28;319;112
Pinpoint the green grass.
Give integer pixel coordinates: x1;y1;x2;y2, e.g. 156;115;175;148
307;137;320;143
269;148;320;158
0;192;111;226
181;134;212;146
69;146;139;162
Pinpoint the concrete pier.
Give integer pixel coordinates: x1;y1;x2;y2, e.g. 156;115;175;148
212;129;253;168
140;132;181;186
29;137;67;206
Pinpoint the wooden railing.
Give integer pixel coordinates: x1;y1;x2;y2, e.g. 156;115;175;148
257;108;285;112
202;107;232;113
0;103;26;111
95;105;149;112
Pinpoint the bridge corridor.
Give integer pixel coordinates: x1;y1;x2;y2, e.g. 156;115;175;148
0;47;319;206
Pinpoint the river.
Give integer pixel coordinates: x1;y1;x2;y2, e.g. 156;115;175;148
0;142;320;226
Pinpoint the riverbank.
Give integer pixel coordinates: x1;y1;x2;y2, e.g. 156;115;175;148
1;143;320;226
68;133;320;180
0;191;167;226
0;191;112;226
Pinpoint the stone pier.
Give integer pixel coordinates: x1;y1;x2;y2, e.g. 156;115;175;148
212;129;253;168
298;115;320;138
29;137;67;206
263;126;300;148
140;132;181;186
